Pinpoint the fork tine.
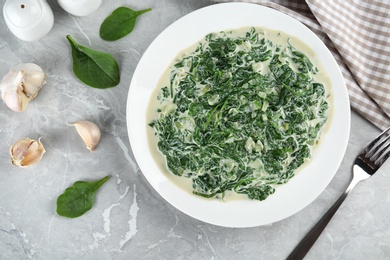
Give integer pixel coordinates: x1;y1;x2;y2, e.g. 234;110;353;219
364;126;390;156
377;149;390;166
369;134;390;159
372;138;390;160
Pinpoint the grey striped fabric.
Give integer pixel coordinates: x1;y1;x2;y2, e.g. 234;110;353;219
214;0;390;130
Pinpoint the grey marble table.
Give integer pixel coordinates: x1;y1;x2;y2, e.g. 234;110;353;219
1;0;389;259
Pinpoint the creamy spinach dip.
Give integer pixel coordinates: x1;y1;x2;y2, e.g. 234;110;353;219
148;27;330;201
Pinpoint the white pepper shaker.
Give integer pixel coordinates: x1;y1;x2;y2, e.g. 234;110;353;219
3;0;54;41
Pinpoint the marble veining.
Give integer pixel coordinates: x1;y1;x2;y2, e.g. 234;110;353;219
119;184;139;250
69;14;92;46
1;0;390;259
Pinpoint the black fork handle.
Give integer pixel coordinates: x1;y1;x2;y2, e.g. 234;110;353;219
286;176;361;260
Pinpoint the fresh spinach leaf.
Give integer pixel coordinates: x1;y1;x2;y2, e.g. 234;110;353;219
67;35;120;88
100;7;152;41
56;176;110;218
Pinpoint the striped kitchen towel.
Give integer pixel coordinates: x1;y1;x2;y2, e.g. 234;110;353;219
214;0;390;130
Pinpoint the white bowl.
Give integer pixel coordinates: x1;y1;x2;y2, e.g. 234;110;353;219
127;3;351;227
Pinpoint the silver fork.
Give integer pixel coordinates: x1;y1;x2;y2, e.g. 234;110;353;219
287;126;390;260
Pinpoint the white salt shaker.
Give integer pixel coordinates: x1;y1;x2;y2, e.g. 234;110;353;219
57;0;102;16
3;0;54;41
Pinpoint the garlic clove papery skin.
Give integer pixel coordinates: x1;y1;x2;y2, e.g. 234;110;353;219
0;63;46;112
71;121;101;152
10;138;46;167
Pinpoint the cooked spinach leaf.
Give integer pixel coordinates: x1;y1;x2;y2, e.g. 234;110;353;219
67;35;120;88
56;176;110;218
100;7;152;41
150;28;329;201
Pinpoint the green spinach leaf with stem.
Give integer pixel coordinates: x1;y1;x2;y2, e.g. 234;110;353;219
100;7;152;41
56;176;110;218
67;35;120;88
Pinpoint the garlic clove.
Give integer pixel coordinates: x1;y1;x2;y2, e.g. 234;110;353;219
23;69;46;99
71;121;101;152
2;85;29;112
11;138;33;162
10;138;46;167
0;63;46;112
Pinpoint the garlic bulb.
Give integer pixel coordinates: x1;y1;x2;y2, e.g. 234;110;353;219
10;138;46;167
0;63;46;112
71;121;101;152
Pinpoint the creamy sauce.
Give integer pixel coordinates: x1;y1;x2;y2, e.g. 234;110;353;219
146;27;333;201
